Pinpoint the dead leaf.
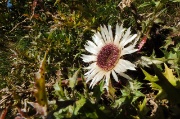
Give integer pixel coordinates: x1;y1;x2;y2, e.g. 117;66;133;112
28;102;47;116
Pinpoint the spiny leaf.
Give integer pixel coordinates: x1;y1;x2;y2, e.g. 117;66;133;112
129;80;144;103
113;80;144;109
141;68;158;82
141;68;166;99
163;63;180;88
152;64;180;104
164;63;176;85
34;50;48;108
142;66;180;99
73;97;86;115
162;37;174;49
53;82;66;100
68;68;80;89
139;56;164;68
138;97;149;116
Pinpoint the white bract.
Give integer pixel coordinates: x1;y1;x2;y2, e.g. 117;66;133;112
82;24;138;91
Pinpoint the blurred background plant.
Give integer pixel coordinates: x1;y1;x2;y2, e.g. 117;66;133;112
0;0;180;119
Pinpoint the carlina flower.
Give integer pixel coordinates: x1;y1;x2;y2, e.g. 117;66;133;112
82;24;139;91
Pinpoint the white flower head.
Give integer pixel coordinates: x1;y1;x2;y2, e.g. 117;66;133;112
82;24;138;91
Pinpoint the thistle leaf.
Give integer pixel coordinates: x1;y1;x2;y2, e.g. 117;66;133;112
68;69;80;89
73;97;86;115
34;50;48;108
163;63;180;88
53;82;66;100
141;68;158;82
152;64;180;104
138;97;149;115
141;68;166;99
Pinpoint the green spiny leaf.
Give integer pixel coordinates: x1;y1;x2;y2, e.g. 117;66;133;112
53;82;66;100
138;97;149;116
141;68;159;82
153;64;180;104
68;68;80;89
73;97;86;115
163;64;175;85
141;68;166;99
